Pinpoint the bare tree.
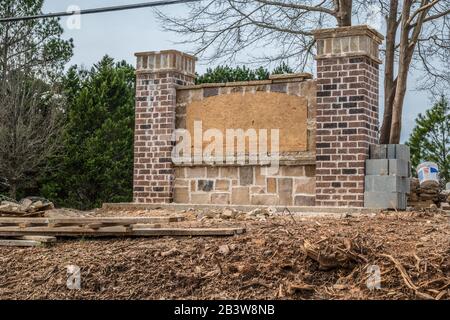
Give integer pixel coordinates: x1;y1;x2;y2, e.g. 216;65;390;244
157;0;450;143
0;71;63;198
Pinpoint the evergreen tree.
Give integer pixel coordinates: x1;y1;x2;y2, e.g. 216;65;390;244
41;57;135;209
407;96;449;183
195;63;293;84
272;62;294;75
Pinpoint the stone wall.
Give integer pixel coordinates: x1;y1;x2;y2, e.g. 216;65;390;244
173;165;316;206
173;73;317;206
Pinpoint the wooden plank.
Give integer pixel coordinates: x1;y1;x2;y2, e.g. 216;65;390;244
0;226;246;237
131;223;163;229
0;216;185;226
132;227;247;236
0;239;42;247
16;235;56;243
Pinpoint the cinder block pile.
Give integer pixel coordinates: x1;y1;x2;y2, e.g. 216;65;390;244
364;145;411;209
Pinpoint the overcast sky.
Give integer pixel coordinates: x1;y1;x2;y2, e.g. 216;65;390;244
42;0;434;142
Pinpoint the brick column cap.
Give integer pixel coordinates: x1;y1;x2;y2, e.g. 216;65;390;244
313;25;384;63
135;49;197;77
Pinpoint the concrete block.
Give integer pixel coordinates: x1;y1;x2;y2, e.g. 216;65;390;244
366;159;410;177
366;159;389;175
369;145;387;159
388;159;410;177
387;145;396;159
365;176;410;193
364;192;407;209
369;144;410;161
395;145;410;161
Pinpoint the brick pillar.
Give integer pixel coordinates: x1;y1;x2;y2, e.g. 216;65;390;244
313;26;384;207
134;50;196;203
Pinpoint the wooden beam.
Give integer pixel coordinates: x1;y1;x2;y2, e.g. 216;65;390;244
15;235;56;243
0;226;246;237
0;239;42;247
0;216;185;226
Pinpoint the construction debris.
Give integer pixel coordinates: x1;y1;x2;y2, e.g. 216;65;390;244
0;216;245;241
0;208;447;300
0;197;54;217
408;178;446;209
0;239;44;247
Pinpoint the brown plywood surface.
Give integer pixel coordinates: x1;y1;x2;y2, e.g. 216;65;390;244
185;92;308;153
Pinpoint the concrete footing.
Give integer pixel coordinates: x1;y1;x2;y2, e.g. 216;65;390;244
102;202;382;215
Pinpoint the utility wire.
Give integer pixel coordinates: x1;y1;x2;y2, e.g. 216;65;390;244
0;0;201;22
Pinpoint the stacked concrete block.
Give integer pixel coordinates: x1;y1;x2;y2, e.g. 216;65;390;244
364;145;411;209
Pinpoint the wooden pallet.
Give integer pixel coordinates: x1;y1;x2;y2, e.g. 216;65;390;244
0;226;246;237
0;216;185;227
0;216;246;241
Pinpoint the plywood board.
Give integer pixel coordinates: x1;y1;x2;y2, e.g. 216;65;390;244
186;92;308;154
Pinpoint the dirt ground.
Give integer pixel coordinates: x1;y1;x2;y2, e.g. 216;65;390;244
0;208;449;300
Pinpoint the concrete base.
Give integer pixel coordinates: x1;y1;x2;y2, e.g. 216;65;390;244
102;202;382;215
364;192;407;210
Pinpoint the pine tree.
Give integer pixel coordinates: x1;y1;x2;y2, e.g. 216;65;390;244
40;57;135;209
195;63;293;84
407;96;450;183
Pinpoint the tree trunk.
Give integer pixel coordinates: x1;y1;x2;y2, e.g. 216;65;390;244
389;0;413;144
390;0;431;143
335;0;353;26
380;0;399;144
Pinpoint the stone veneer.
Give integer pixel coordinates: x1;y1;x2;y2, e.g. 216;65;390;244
174;165;316;206
173;73;317;206
313;26;383;207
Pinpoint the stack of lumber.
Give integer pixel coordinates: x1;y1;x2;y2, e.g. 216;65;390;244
0;235;56;247
0;198;54;217
0;216;246;246
407;178;444;208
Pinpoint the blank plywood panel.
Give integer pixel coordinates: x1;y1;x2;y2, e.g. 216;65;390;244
186;92;308;153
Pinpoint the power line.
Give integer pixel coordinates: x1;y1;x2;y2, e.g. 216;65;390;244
0;0;201;23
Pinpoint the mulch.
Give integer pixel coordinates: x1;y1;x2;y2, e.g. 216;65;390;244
0;209;448;300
